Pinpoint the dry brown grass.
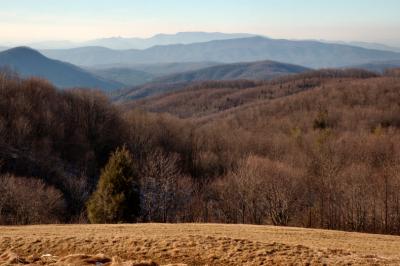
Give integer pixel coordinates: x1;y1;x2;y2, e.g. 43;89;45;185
1;223;400;265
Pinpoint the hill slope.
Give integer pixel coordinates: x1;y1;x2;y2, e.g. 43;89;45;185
129;69;379;118
0;47;123;90
120;61;221;76
89;67;155;87
154;60;310;83
2;70;400;239
88;62;220;87
42;37;400;68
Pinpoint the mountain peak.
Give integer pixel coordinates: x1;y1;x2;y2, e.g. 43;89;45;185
0;47;123;90
3;46;45;59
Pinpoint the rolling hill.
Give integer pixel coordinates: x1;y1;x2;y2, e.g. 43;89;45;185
115;66;376;102
128;69;380;118
88;62;220;86
113;81;192;100
41;37;400;68
122;61;221;76
153;60;310;83
89;67;155;87
112;60;310;100
109;60;308;96
0;47;123;90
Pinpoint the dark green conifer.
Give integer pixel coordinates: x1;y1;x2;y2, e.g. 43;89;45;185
87;146;140;223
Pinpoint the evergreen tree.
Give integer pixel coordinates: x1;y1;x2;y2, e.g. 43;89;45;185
87;146;140;223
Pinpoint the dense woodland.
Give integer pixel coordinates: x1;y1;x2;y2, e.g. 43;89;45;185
1;68;400;236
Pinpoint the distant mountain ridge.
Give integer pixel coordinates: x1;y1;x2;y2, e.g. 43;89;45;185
338;41;400;53
83;32;257;50
0;47;123;90
41;37;400;68
4;32;399;53
154;60;310;83
15;32;257;50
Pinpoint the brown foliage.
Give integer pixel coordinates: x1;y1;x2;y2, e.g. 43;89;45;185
124;71;400;234
2;70;400;235
0;73;124;222
0;174;65;224
127;69;380;119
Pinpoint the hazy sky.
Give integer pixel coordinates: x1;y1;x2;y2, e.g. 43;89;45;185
1;0;400;46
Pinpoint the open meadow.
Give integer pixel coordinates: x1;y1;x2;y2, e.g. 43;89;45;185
1;223;400;265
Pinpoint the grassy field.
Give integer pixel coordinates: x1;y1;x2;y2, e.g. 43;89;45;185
1;223;400;265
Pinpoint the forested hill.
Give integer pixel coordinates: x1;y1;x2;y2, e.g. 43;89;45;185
2;69;400;236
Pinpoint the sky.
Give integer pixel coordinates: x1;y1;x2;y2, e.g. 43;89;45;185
1;0;400;46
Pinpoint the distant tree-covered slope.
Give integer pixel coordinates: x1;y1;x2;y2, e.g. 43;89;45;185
350;60;400;73
112;60;309;101
127;69;380;118
113;82;191;101
123;62;221;76
153;60;310;83
89;67;155;87
42;37;400;68
0;47;123;90
88;62;220;87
